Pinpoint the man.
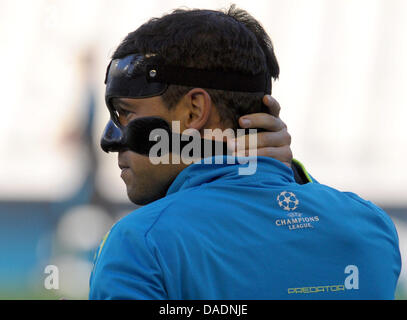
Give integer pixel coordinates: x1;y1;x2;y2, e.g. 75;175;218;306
89;6;401;299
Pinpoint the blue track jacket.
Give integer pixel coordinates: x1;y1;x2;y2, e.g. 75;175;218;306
89;156;401;299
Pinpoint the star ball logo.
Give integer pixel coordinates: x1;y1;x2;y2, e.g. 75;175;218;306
275;191;319;231
277;191;299;211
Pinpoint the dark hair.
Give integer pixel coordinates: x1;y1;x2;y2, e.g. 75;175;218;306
112;5;279;129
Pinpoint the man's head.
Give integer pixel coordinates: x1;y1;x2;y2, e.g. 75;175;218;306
105;5;280;205
113;5;279;128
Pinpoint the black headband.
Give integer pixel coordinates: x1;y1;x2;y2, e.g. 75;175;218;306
104;53;271;120
144;63;271;93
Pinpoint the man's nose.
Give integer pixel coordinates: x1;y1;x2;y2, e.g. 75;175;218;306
100;120;127;153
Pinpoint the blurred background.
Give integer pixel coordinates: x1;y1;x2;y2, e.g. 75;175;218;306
0;0;406;299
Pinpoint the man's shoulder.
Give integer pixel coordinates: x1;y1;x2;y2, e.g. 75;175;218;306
115;187;204;233
304;182;398;235
342;190;398;232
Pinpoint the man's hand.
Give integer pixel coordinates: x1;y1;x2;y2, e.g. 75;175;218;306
230;95;293;168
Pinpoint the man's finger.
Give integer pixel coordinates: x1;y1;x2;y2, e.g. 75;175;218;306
232;146;293;168
230;130;291;151
257;146;292;168
262;95;281;117
238;113;287;132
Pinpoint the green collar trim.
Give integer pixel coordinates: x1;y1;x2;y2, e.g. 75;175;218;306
292;158;313;183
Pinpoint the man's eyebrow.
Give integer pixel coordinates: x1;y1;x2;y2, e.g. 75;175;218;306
112;99;134;110
117;100;134;107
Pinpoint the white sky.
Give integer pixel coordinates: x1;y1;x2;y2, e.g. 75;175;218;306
0;0;406;206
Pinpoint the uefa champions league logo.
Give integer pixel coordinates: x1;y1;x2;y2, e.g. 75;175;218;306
277;191;299;212
275;191;319;230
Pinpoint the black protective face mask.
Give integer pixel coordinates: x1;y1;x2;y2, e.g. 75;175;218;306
101;53;271;155
100;116;231;157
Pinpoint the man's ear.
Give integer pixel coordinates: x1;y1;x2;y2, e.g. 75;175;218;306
183;88;212;130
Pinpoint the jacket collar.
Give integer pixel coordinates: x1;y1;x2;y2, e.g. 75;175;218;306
166;156;296;196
